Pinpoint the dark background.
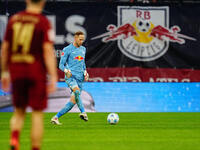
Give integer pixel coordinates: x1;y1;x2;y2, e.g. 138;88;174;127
0;1;200;69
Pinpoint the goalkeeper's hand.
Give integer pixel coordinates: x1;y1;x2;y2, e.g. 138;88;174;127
84;70;89;81
64;69;72;78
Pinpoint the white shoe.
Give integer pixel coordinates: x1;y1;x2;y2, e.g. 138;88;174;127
79;112;88;121
51;116;62;125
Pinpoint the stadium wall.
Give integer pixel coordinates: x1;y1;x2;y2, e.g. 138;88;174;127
1;82;200;112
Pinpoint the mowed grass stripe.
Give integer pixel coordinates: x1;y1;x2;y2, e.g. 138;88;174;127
0;112;199;150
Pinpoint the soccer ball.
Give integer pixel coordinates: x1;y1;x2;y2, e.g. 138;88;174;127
107;113;119;125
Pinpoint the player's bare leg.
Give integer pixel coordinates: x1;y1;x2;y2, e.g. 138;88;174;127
31;110;43;150
73;87;88;121
10;107;26;150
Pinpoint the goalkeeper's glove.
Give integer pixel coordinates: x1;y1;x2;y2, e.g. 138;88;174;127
64;68;72;78
84;70;89;81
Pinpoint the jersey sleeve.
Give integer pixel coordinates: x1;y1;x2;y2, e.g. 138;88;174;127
83;62;86;71
3;18;13;42
83;47;86;71
59;47;69;72
43;17;55;43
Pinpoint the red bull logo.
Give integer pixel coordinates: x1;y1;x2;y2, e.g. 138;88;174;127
91;6;196;61
74;56;84;61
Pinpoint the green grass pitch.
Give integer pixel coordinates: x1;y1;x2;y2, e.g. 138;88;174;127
0;112;200;150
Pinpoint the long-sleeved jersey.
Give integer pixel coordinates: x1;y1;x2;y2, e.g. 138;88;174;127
59;43;86;81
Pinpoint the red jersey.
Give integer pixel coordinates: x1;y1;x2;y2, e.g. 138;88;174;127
4;11;54;80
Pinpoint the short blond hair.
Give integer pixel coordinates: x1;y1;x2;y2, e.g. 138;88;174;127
74;31;84;36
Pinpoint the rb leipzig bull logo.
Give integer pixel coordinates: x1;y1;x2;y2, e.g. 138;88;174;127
91;6;196;61
74;56;84;61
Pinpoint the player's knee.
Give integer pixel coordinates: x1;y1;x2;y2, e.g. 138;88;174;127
71;100;76;104
74;90;80;97
73;87;80;92
70;95;76;104
74;90;80;102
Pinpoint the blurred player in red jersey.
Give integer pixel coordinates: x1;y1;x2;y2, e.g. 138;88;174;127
1;0;57;150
